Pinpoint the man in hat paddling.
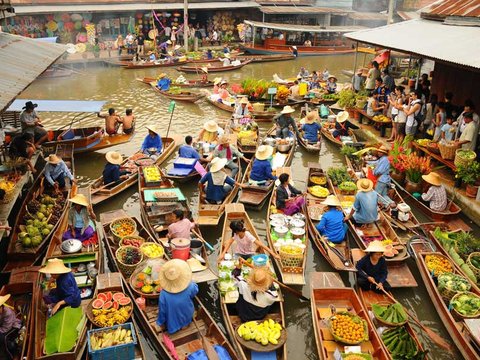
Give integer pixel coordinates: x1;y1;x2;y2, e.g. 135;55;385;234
344;179;379;226
300;111;321;144
209;135;249;178
421;172;447;212
44;154;75;192
275;106;297;139
102;151;129;185
0;294;21;359
199;157;243;204
20;101;48;148
316;195;346;244
356;240;391;293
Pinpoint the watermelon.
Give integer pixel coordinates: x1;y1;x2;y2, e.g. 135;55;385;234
102;301;113;310
113;292;126;301
97;293;108;302
112;301;119;310
105;291;113;302
118;297;131;305
92;299;104;309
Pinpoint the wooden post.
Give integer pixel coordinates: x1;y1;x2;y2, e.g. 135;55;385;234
352;41;359;86
184;0;189;52
252;25;255;47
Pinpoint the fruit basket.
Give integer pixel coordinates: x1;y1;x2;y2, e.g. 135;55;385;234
438;142;459;160
87;322;137;360
467;252;480;279
309;173;327;186
110;217;137;242
86;291;133;327
234;319;287;352
129;261;166;299
279;245;304;274
425;254;453;276
119;235;145;248
454;149;476;168
437;272;471;301
116;246;143;277
308;185;329;198
328;311;368;345
140;242;165;259
450;291;480;319
0;179;16;204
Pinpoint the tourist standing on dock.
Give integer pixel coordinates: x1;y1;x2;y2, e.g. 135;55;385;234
352;69;364;92
432;102;446;141
457;112;478;151
404;90;423;136
387;86;404;142
365;61;380;91
136;32;145;56
20;101;48;148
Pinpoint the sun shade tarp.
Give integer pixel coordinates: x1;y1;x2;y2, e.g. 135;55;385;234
7;99;107;113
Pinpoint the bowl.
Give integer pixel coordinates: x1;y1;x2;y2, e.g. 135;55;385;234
273;226;289;238
61;239;82;254
270;218;286;228
277;143;291;153
290;227;305;239
264;137;276;147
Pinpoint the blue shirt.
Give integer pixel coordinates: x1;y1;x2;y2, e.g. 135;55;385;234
55;272;81;307
141;134;163;153
157;78;171;91
156;282;198;334
356;254;388;284
302;123;321;143
199;172;235;203
371;155;391;184
316;208;346;243
353;191;378;224
103;163;121;184
441;123;454;141
45;161;74;186
178;145;200;159
250;159;276;182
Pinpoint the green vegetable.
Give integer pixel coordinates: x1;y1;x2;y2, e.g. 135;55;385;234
450;292;480;316
339;181;357;192
372;302;407;324
45;307;85;355
381;327;423;359
327;166;352;186
437;272;471;292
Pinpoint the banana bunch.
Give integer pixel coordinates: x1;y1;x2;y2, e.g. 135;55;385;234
90;326;133;350
237;319;283;346
93;306;132;327
308;185;329;198
373;115;390;122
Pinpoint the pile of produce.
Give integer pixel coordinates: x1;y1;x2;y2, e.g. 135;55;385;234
236;319;283;346
456;150;476;161
116;246;142;266
140;242;165;259
110;218;136;240
372;115;390;122
132;263;163;295
120;236;144;248
381;327;424;359
309;175;327;185
308;185;329;198
416;139;432;147
338;89;356;109
383;244;400;258
338;181;357;193
89;326;134;351
371;303;407;325
91;292;132;327
469;254;480;271
0;178;15;192
18;193;65;249
143;166;161;183
425;254;453;276
437;272;471;294
327;167;351;186
275;86;290;102
279;245;304;255
321;93;339;101
342;355;372;360
329;312;368;344
450;292;480;317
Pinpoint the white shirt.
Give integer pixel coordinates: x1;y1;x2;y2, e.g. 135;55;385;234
221;58;231;67
164;27;171;36
212;31;218;41
125;34;134;45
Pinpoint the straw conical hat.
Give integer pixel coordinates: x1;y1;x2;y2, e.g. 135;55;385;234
322;195;341;207
336;111;349;123
422;172;441;186
146;125;159;134
356;178;373;192
203;120;218;133
210;157;227;173
247;267;273;292
45;154;62;164
158;259;192;293
0;294;11;307
255;145;274;161
281;106;295;114
39;258;71;274
68;193;89;207
105;151;123;165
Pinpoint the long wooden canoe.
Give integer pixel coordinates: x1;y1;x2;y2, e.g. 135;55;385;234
146;82;205;103
177;60;252;73
137;76;214;88
320;126;357;148
220;203;286;360
32;186;104;360
236;127;260;158
99;212;238;360
4;144;74;271
237;54;295;63
266;167;308;285
206;97;235;113
305;163;356;272
120;59;188;69
297;127;321;153
311;284;390;360
89;137;176;206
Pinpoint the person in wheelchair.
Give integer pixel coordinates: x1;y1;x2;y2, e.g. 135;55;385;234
0;294;22;360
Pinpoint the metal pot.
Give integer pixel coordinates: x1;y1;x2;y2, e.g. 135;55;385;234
264;137;276;147
273;226;289;238
277;143;291;153
290;227;305;239
270;218;286;228
61;239;82;254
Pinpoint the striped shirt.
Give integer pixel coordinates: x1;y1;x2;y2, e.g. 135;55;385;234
421;185;448;211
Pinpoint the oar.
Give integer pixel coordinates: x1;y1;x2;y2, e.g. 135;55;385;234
358;270;453;351
192;316;219;360
192;234;215;252
239;258;309;302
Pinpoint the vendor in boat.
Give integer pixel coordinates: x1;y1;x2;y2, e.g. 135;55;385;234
356;240;391;293
20;101;48;148
156;73;171;91
367;145;393;207
44;154;75;192
0;294;22;360
197;120;221;144
233;97;251;120
166;209;195;240
198;157;242;204
148;51;156;62
316;195;347;244
156;259;198;334
331;111;359;140
249;145;277;186
344;179;379;226
219;220;280;262
291;46;298;57
300;111;321;144
119;108;135;135
63;193;96;242
234;265;278;322
220;53;231;67
40;258;81;315
179;136;201;161
97;108;122;136
209;134;250;178
325;75;337;94
173;45;182;57
421;172;448;212
206;49;213;60
8;132;36;173
200;67;209;83
297;67;309;80
275;106;298;139
218;80;231;101
276;173;305;216
141;125;163;157
102;151;129;185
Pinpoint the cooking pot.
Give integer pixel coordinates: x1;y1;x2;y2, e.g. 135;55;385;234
61;239;82;254
290;227;305;239
264;137;276;147
270;218;286;228
289;218;305;228
273;226;288;238
277;143;291;153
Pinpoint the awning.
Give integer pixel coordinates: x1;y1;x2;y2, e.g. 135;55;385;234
244;20;366;33
0;33;66;113
7;100;107;113
13;1;259;14
259;6;350;15
345;19;480;70
348;12;388;21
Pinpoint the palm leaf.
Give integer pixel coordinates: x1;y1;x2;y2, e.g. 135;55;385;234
45;306;85;355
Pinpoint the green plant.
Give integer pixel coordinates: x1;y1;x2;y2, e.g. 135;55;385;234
338;89;356;109
340;145;357;158
327;166;351;185
240;78;276;99
401;68;418;79
456;161;480;185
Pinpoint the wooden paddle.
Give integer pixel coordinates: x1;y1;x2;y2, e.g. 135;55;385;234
192;316;219;360
358;270;453;351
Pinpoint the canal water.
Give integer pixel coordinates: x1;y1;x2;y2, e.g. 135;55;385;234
21;55;466;359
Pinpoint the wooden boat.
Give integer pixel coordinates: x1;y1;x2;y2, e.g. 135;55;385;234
137;76;214;88
297;128;321;153
120;59;188;69
144;82;205;103
98;212;238;360
177;60;252;73
250;109;278;122
0;267;39;360
239;126;295;209
266;166;307;285
320;125;357;147
89;137;176;206
206;97;234;113
305;164;356;272
3;144;74;271
310;283;390;360
220;203;286;360
137;169;217;281
32;186;104;360
197;157;242;226
237;54;295;63
254;98;306;109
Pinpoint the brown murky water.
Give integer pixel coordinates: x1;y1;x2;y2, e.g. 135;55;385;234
20;55;464;359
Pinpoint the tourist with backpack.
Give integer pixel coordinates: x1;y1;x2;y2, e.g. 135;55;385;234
404;90;423;137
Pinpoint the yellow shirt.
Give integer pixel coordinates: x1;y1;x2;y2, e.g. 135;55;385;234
459;121;477;151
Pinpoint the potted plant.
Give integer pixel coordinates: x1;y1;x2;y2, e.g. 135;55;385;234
388;142;406;184
456;161;480;198
338;89;356;117
403;153;432;194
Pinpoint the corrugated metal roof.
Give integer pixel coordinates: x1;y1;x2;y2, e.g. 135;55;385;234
260;6;350;14
345;19;480;70
348;12;388;20
422;0;480;19
0;33;65;113
244;20;366;33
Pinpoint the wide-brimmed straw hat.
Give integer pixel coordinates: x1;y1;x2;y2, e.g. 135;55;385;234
39;258;72;274
322;195;341;207
186;258;207;272
281;105;295;114
213;77;222;85
44;154;62;164
204;120;218;133
365;240;386;253
422;172;441;186
210;157;228;173
336;111;349;123
146;125;159;134
255;145;274;161
218;134;230;144
201;66;208;74
302;112;317;124
105;151;123;165
247;266;273;292
166;40;172;45
328;75;337;81
220;80;228;85
375;145;389;154
357;178;374;192
158;259;192;293
0;294;11;307
239;97;249;105
69;193;89;207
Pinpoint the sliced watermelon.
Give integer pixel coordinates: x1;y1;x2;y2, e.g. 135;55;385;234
97;293;108;302
102;301;113;310
118;297;131;305
105;291;113;302
92;299;104;309
113;292;126;301
112;301;119;310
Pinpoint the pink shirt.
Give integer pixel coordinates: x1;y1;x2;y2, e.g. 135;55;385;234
234;231;256;255
168;218;194;239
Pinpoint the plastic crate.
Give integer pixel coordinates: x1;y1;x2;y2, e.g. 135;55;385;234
173;157;197;169
87;322;137;360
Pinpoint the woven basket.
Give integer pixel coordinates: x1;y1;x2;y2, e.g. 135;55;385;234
116;246;143;277
425;142;440;155
279;246;304;274
438;142;459;160
0;184;16;204
438;272;471;301
140;242;165;259
327;311;369;345
454;149;476;168
110;217;137;242
467;252;480;280
119;235;145;248
450;291;480;319
372;302;408;327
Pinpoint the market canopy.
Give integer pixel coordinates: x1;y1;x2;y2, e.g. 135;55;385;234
7;100;107;113
244;20;366;33
0;33;66;113
259;6;350;15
